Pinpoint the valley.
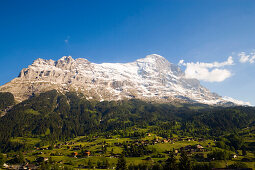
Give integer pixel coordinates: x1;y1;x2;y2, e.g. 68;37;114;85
2;126;255;169
0;91;254;169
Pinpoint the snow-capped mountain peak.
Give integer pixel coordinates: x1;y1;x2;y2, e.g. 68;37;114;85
0;54;249;106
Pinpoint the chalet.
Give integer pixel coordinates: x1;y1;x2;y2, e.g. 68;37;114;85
36;157;48;163
23;163;37;170
73;152;78;158
7;165;22;169
187;138;193;141
231;154;237;158
85;151;91;157
152;140;158;144
162;139;168;143
3;163;9;169
196;144;205;152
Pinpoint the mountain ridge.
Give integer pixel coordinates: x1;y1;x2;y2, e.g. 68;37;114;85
0;54;249;106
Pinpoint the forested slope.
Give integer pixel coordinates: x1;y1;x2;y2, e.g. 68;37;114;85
0;90;254;152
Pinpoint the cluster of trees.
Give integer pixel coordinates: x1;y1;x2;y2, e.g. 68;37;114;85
120;131;146;139
0;90;255;153
123;143;154;157
214;133;255;156
216;134;244;151
0;92;14;110
117;151;193;170
207;149;232;160
95;158;110;169
117;150;249;170
7;151;25;164
0;152;5;168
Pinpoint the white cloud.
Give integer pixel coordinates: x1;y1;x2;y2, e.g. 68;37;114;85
239;52;255;63
251;56;255;63
179;56;234;82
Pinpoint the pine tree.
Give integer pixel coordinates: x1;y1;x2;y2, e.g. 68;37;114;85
164;151;178;170
116;153;127;170
0;152;5;168
88;159;93;169
16;151;25;164
242;149;247;156
103;158;110;169
179;151;192;170
153;162;163;170
40;162;50;170
97;160;102;168
111;148;114;155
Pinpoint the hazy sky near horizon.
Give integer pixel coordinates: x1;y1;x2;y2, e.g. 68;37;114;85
0;0;255;104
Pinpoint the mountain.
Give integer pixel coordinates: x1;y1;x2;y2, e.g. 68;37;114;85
0;54;249;105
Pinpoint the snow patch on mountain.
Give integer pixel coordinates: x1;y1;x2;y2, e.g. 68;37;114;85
223;96;251;106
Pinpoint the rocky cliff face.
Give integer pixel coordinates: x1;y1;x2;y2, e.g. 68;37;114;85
0;54;247;105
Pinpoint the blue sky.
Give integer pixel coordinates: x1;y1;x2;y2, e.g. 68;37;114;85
0;0;255;104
